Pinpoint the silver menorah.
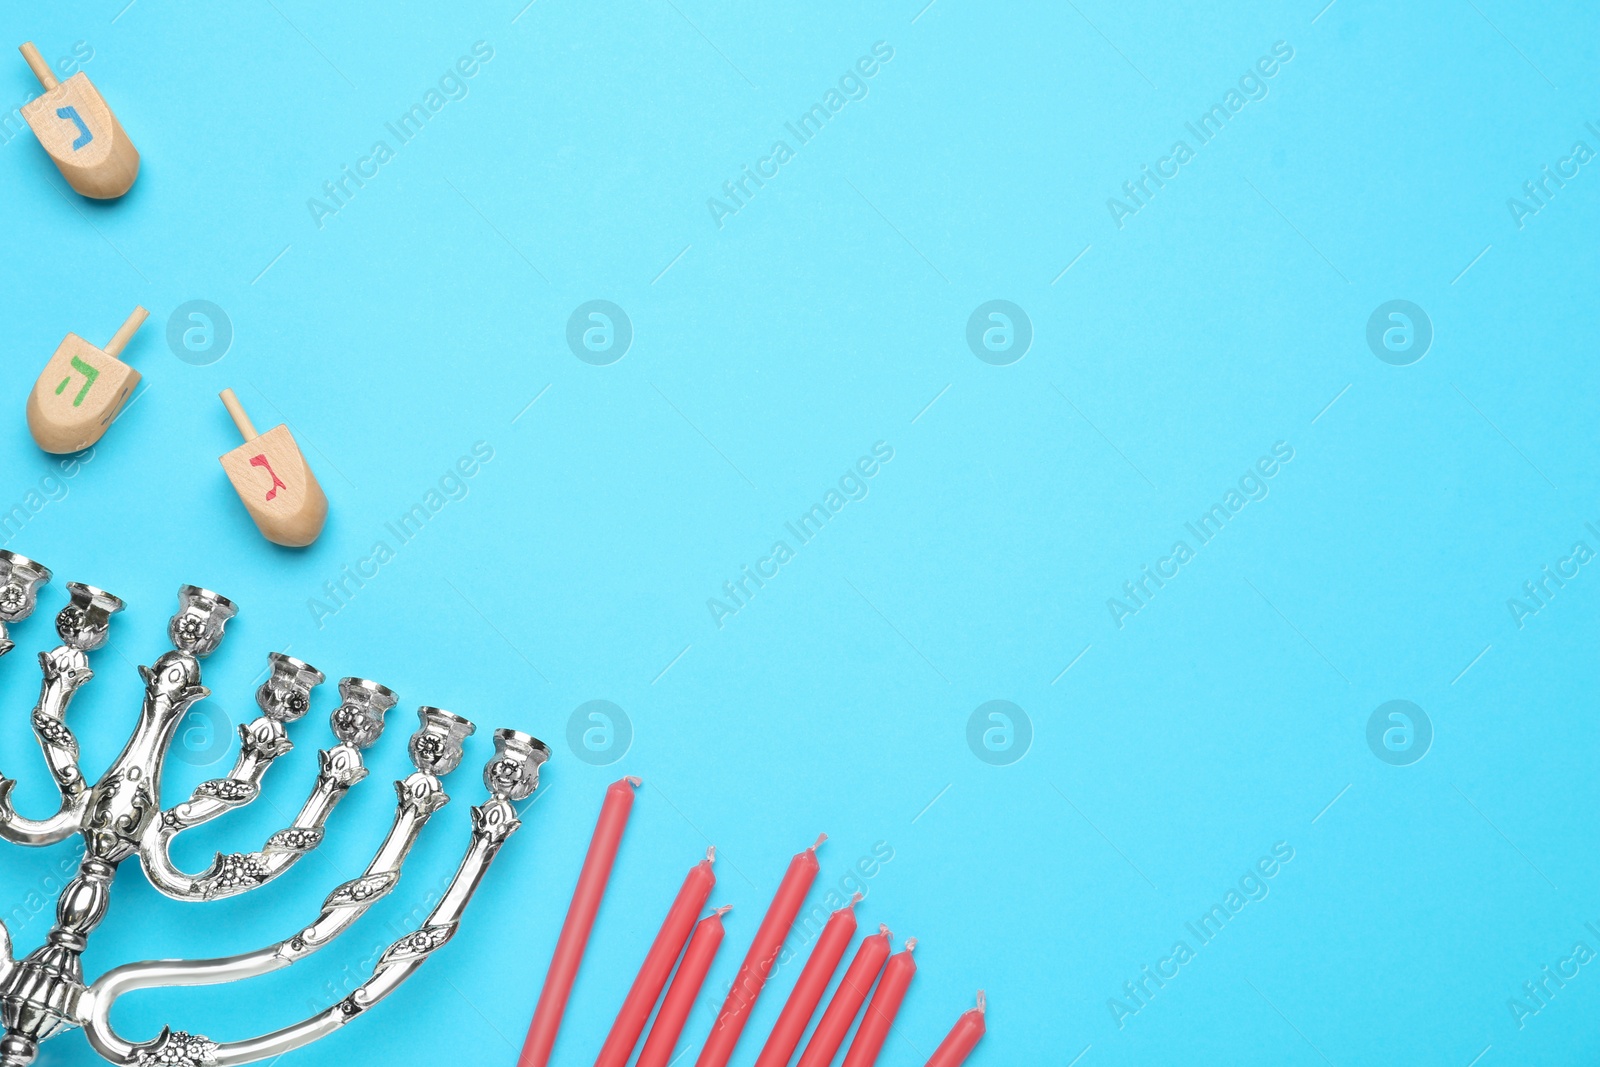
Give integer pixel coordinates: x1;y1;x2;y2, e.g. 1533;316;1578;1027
0;550;550;1067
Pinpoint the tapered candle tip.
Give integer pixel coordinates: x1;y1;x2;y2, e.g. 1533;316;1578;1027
810;832;827;852
976;990;986;1014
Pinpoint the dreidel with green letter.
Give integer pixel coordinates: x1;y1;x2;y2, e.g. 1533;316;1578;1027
26;306;147;453
18;41;139;198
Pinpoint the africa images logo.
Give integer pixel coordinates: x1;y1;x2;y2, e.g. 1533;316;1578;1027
966;301;1032;366
566;301;633;366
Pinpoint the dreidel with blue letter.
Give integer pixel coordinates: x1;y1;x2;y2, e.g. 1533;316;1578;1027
26;306;147;453
18;41;139;198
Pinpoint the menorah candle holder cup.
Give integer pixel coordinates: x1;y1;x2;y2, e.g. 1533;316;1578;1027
167;586;237;659
256;653;324;723
0;552;51;624
0;552;52;658
0;558;549;1067
410;707;476;776
485;730;550;802
329;678;398;749
53;582;123;651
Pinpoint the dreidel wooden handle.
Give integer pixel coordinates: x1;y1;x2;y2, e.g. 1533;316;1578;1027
17;39;139;198
19;42;57;90
25;305;146;454
217;390;328;548
103;306;148;359
220;388;258;439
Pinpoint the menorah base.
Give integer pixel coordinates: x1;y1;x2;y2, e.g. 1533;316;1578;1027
0;1034;38;1067
1;945;90;1067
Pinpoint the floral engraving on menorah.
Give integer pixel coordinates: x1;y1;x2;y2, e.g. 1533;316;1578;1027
0;551;550;1067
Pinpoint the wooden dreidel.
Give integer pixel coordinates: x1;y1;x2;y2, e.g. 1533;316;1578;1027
19;42;139;198
26;306;147;453
217;389;327;548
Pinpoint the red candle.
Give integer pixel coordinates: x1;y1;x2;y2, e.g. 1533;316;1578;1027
751;894;861;1067
923;992;986;1067
594;847;717;1067
517;777;640;1067
795;925;892;1067
694;834;825;1067
635;907;732;1067
840;939;917;1067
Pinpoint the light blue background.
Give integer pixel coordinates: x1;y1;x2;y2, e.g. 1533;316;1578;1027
2;1;1599;1065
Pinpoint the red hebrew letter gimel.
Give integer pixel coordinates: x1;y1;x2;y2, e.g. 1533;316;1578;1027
249;454;287;502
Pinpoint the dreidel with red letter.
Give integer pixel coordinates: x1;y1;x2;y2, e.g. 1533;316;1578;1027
18;41;139;198
26;306;147;453
218;389;328;547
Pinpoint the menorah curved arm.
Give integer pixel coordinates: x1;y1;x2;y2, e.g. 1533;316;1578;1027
149;715;295;831
80;729;546;1067
212;794;525;1066
275;771;451;955
137;671;399;903
81;770;450;1064
140;740;370;902
0;646;95;846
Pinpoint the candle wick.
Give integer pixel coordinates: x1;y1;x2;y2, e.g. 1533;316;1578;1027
976;990;986;1014
706;845;716;863
878;923;892;938
810;832;828;852
848;891;863;907
625;775;643;788
713;904;733;916
904;938;917;953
